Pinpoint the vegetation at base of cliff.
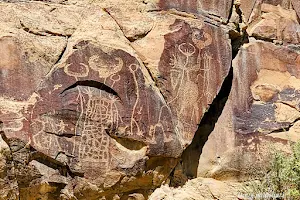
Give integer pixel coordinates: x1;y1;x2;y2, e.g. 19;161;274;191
240;140;300;200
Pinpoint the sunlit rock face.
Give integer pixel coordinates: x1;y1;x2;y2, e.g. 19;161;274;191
196;0;300;182
2;0;300;199
156;0;233;21
0;1;232;199
198;40;300;180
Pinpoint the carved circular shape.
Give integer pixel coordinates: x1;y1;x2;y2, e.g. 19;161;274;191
178;43;196;57
64;63;89;78
129;64;139;72
110;74;121;82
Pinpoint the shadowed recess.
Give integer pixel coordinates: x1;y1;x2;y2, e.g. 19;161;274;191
179;31;248;179
60;80;120;98
181;65;233;179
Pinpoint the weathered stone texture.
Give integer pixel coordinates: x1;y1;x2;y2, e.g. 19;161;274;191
2;0;300;198
149;178;241;200
157;0;233;21
198;41;300;180
240;0;294;23
0;0;232;199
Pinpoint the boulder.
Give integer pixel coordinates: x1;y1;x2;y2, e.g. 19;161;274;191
149;178;241;200
240;0;294;23
247;4;300;44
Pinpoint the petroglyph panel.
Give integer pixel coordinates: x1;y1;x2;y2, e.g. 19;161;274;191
0;1;235;197
157;19;231;145
25;40;182;176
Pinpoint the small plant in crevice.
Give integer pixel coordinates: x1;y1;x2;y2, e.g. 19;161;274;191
239;140;300;200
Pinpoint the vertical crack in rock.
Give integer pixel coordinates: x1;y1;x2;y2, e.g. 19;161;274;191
178;25;248;179
180;60;233;179
52;35;71;67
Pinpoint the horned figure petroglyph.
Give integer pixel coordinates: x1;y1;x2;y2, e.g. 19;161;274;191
156;29;212;143
169;42;200;122
192;29;213;102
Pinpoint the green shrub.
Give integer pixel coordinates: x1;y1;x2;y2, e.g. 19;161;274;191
240;140;300;199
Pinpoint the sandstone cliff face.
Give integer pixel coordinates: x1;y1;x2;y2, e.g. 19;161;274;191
0;0;299;199
197;0;300;182
0;0;232;199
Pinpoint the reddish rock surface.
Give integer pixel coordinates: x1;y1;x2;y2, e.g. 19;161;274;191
157;0;233;21
0;2;231;199
198;41;300;180
240;0;294;23
1;0;300;199
247;3;300;44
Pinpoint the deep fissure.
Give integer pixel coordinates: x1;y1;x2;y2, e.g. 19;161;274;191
178;23;248;179
180;63;233;179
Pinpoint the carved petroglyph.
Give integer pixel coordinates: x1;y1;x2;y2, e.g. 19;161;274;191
110;74;121;87
148;120;173;144
77;84;121;169
32;53;124;169
64;63;89;79
192;30;213;102
129;64;143;136
31;117;63;153
168;42;200;122
192;30;212;50
30;40;181;168
198;52;213;101
156;28;213;143
89;55;123;79
79;94;119;169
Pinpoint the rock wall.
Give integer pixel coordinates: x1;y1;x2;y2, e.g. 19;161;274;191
198;0;300;182
0;0;232;199
0;0;299;199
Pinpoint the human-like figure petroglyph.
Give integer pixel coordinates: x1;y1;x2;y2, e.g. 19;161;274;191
192;29;213;102
155;29;213;143
129;64;143;136
78;87;120;169
198;52;213;102
168;42;201;122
